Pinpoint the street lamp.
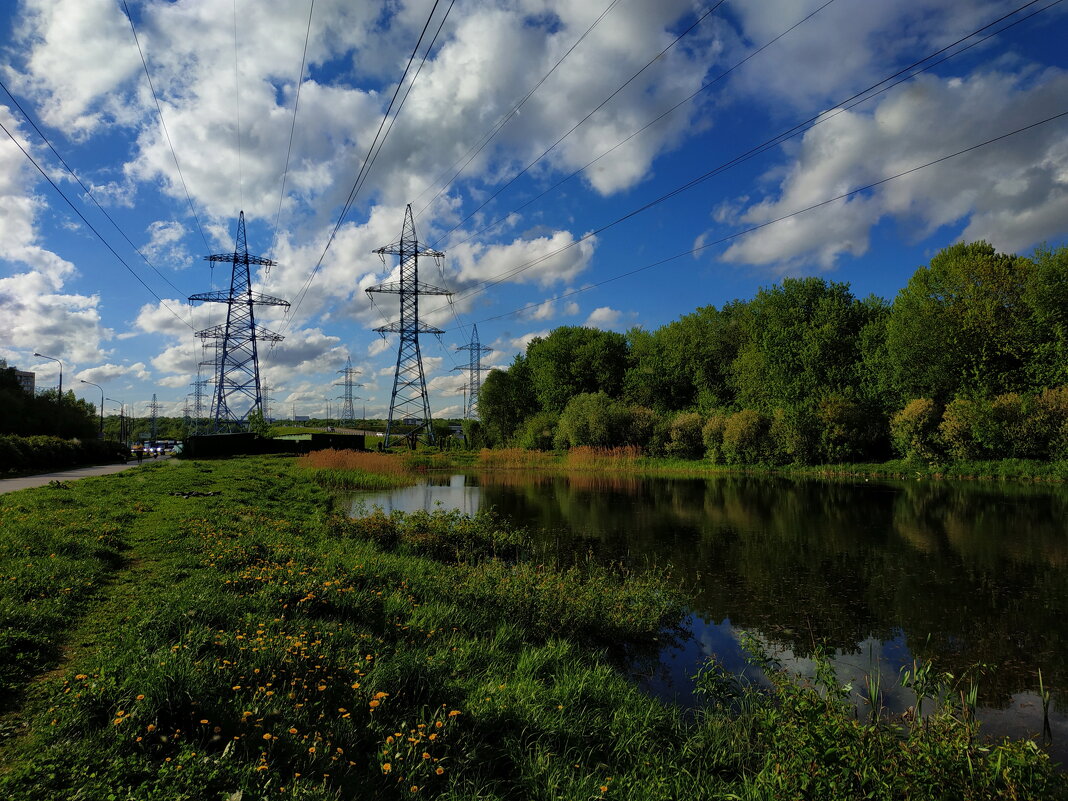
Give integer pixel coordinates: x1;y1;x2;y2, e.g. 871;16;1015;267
106;397;125;445
80;379;104;438
33;352;63;400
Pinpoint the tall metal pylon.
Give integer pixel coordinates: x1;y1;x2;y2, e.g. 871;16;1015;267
453;325;492;419
262;378;271;422
148;393;160;441
189;211;289;431
366;205;452;447
334;357;362;428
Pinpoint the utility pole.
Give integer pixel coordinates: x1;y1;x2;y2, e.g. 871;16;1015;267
453;324;492;419
366;205;452;447
334;357;362;429
189;211;289;431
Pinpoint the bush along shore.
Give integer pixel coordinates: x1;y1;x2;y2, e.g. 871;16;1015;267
0;456;1064;800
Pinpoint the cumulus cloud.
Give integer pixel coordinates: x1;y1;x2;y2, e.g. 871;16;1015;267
584;306;621;327
450;230;596;288
77;362;151;384
719;69;1068;270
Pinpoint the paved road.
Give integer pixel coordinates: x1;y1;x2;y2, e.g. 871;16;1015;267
0;458;167;495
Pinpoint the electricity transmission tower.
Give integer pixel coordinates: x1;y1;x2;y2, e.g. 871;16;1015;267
453;324;492;419
189;211;289;431
366;205;451;447
148;393;160;441
262;378;271;422
335;357;362;428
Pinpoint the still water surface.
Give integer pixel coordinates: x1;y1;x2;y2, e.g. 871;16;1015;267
342;471;1068;763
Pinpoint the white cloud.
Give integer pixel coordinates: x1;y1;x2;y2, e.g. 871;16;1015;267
450;230;596;288
76;362;151;384
719;69;1068;270
584;306;621;327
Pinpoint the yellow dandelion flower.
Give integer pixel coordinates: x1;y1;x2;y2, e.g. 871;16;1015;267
136;694;145;701
435;767;444;776
263;733;273;740
434;721;443;729
308;746;316;754
369;700;380;708
147;724;157;732
410;786;418;792
200;719;209;724
447;710;460;717
289;727;298;734
373;691;389;700
382;763;392;774
74;674;87;680
422;752;430;759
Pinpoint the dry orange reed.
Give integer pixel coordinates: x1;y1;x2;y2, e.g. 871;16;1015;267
564;445;644;471
298;449;414;477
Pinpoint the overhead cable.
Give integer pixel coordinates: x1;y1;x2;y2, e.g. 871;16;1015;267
0;117;195;330
121;0;212;253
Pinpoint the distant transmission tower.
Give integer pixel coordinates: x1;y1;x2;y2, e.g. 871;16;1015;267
189;211;290;431
148;393;160;441
453;325;492;419
334;357;362;429
262;378;271;422
366;205;452;447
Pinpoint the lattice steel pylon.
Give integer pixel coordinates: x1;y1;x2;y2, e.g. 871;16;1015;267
453;324;492;419
334;357;362;428
366;205;452;447
148;393;160;441
189;211;289;431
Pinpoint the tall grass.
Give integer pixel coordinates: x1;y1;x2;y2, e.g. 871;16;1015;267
477;448;559;470
298;449;419;489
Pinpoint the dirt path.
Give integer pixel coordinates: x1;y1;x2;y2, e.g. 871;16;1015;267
0;457;169;494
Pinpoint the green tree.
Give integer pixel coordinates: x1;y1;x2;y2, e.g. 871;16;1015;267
886;241;1038;402
525;326;629;412
624;303;744;412
730;277;875;462
1023;243;1068;388
553;392;632;449
478;355;536;446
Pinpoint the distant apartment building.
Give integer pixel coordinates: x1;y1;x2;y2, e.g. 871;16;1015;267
14;370;34;394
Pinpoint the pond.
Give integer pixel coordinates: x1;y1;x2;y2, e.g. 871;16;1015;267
339;471;1068;764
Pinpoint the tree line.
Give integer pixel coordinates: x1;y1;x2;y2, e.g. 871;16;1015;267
476;241;1068;464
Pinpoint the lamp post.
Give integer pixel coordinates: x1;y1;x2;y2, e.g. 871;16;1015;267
33;352;63;400
80;379;105;438
106;398;125;445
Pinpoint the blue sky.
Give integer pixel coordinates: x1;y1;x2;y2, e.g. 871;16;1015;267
1;0;1066;421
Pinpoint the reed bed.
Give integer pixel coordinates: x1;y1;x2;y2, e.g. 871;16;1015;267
298;449;419;489
477;447;559;470
564;445;645;472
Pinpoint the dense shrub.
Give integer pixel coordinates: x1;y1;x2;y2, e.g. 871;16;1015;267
553;393;631;449
890;399;942;463
817;395;880;463
664;412;705;459
1033;386;1068;459
702;414;728;463
722;409;775;465
514;411;559;451
0;435;126;473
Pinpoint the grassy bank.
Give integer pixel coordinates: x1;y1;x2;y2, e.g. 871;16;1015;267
458;447;1068;483
0;456;1063;800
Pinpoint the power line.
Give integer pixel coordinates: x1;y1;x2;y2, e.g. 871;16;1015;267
233;0;244;212
460;109;1068;329
273;0;316;247
413;0;625;217
422;0;1058;316
0;116;194;329
0;77;190;302
444;0;839;253
278;0;452;338
430;0;729;248
121;0;211;253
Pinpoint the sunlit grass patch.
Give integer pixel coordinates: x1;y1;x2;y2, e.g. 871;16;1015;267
298;449;419;489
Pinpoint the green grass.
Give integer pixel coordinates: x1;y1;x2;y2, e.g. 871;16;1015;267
302;467;417;491
0;456;1063;800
